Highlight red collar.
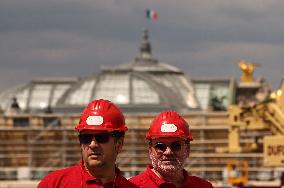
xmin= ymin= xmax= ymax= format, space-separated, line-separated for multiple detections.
xmin=80 ymin=159 xmax=123 ymax=185
xmin=145 ymin=165 xmax=190 ymax=186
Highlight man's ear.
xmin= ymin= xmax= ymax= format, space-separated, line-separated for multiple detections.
xmin=115 ymin=137 xmax=124 ymax=154
xmin=186 ymin=143 xmax=190 ymax=156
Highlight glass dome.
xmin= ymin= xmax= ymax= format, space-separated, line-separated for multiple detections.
xmin=57 ymin=29 xmax=199 ymax=113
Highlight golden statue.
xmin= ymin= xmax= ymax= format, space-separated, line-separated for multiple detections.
xmin=239 ymin=60 xmax=256 ymax=82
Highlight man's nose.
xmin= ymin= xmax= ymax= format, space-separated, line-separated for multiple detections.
xmin=163 ymin=146 xmax=174 ymax=154
xmin=89 ymin=138 xmax=99 ymax=147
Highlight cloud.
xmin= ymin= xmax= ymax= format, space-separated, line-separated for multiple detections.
xmin=0 ymin=0 xmax=284 ymax=90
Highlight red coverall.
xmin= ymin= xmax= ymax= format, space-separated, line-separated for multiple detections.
xmin=37 ymin=160 xmax=137 ymax=188
xmin=129 ymin=165 xmax=214 ymax=188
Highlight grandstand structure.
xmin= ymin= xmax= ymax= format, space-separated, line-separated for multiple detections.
xmin=0 ymin=111 xmax=269 ymax=182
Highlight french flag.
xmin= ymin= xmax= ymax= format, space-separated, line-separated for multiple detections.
xmin=146 ymin=9 xmax=158 ymax=20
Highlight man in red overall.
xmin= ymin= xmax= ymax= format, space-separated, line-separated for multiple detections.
xmin=37 ymin=99 xmax=137 ymax=188
xmin=129 ymin=111 xmax=213 ymax=188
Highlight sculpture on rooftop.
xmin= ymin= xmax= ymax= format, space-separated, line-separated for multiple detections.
xmin=239 ymin=59 xmax=257 ymax=83
xmin=5 ymin=97 xmax=21 ymax=115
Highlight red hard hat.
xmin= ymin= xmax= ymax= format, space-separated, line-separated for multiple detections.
xmin=146 ymin=111 xmax=193 ymax=141
xmin=75 ymin=99 xmax=128 ymax=133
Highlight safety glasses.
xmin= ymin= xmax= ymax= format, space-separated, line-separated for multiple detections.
xmin=79 ymin=133 xmax=112 ymax=144
xmin=153 ymin=141 xmax=184 ymax=152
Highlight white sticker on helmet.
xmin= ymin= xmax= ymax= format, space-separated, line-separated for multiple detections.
xmin=161 ymin=124 xmax=177 ymax=132
xmin=86 ymin=116 xmax=103 ymax=126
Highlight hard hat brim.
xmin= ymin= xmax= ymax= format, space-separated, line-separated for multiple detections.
xmin=146 ymin=133 xmax=193 ymax=141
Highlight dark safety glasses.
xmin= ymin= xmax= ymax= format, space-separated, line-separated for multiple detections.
xmin=79 ymin=133 xmax=112 ymax=144
xmin=153 ymin=141 xmax=184 ymax=152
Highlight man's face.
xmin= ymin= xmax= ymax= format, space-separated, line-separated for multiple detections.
xmin=149 ymin=137 xmax=190 ymax=176
xmin=79 ymin=131 xmax=123 ymax=171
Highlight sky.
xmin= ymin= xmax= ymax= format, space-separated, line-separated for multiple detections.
xmin=1 ymin=0 xmax=284 ymax=91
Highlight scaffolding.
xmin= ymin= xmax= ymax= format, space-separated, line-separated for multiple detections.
xmin=0 ymin=112 xmax=270 ymax=182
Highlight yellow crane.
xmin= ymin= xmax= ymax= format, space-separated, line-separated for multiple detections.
xmin=218 ymin=61 xmax=284 ymax=186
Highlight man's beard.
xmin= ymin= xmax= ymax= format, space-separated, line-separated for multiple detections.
xmin=150 ymin=153 xmax=186 ymax=176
